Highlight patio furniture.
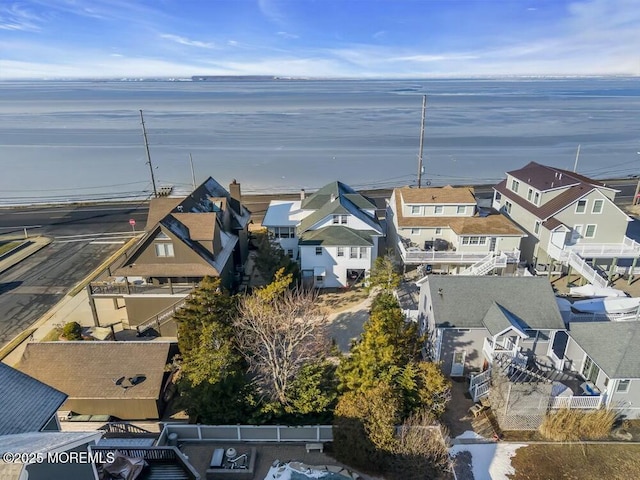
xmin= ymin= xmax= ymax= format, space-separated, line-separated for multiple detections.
xmin=305 ymin=443 xmax=324 ymax=453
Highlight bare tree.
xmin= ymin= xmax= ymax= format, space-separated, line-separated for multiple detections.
xmin=235 ymin=284 xmax=329 ymax=405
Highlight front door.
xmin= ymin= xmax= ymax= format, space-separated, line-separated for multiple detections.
xmin=451 ymin=350 xmax=466 ymax=377
xmin=489 ymin=237 xmax=497 ymax=252
xmin=571 ymin=225 xmax=583 ymax=244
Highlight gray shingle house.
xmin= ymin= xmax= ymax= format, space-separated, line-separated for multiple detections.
xmin=564 ymin=321 xmax=640 ymax=419
xmin=417 ymin=276 xmax=566 ymax=377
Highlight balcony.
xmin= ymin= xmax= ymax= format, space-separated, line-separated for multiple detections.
xmin=482 ymin=337 xmax=521 ymax=363
xmin=565 ymin=236 xmax=640 ymax=259
xmin=397 ymin=238 xmax=520 ymax=266
xmin=89 ymin=281 xmax=195 ymax=297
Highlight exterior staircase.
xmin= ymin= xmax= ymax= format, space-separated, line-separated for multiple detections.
xmin=460 ymin=252 xmax=508 ymax=276
xmin=136 ymin=296 xmax=189 ymax=336
xmin=547 ymin=243 xmax=608 ymax=289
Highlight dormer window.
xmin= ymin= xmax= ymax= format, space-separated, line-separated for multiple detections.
xmin=332 ymin=215 xmax=348 ymax=224
xmin=457 ymin=206 xmax=466 ymax=215
xmin=434 ymin=205 xmax=444 ymax=214
xmin=527 ymin=188 xmax=533 ymax=201
xmin=410 ymin=206 xmax=421 ymax=215
xmin=534 ymin=191 xmax=540 ymax=205
xmin=511 ymin=179 xmax=520 ymax=193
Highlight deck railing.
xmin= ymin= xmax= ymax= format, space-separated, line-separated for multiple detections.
xmin=136 ymin=296 xmax=189 ymax=335
xmin=567 ymin=236 xmax=640 ymax=258
xmin=549 ymin=395 xmax=604 ymax=410
xmin=398 ymin=239 xmax=520 ymax=266
xmin=89 ymin=282 xmax=195 ymax=296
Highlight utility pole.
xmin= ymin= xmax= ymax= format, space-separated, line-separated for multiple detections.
xmin=634 ymin=152 xmax=640 ymax=206
xmin=573 ymin=144 xmax=581 ymax=172
xmin=189 ymin=153 xmax=197 ymax=190
xmin=417 ymin=95 xmax=427 ymax=188
xmin=139 ymin=110 xmax=158 ymax=198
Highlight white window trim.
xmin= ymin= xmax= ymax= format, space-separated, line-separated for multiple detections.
xmin=511 ymin=179 xmax=519 ymax=193
xmin=616 ymin=379 xmax=631 ymax=393
xmin=337 ymin=247 xmax=344 ymax=257
xmin=435 ymin=227 xmax=442 ymax=235
xmin=504 ymin=200 xmax=512 ymax=214
xmin=434 ymin=205 xmax=444 ymax=215
xmin=592 ymin=199 xmax=604 ymax=214
xmin=527 ymin=188 xmax=533 ymax=201
xmin=315 ymin=247 xmax=323 ymax=256
xmin=457 ymin=206 xmax=466 ymax=215
xmin=410 ymin=228 xmax=420 ymax=235
xmin=154 ymin=243 xmax=174 ymax=257
xmin=584 ymin=224 xmax=597 ymax=238
xmin=533 ymin=191 xmax=540 ymax=205
xmin=575 ymin=199 xmax=588 ymax=214
xmin=410 ymin=206 xmax=421 ymax=216
xmin=534 ymin=220 xmax=541 ymax=235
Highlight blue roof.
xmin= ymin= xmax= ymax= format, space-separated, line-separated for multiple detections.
xmin=0 ymin=363 xmax=67 ymax=435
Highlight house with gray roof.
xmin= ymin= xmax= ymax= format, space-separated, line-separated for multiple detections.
xmin=0 ymin=363 xmax=67 ymax=435
xmin=263 ymin=181 xmax=383 ymax=287
xmin=563 ymin=321 xmax=640 ymax=419
xmin=416 ymin=276 xmax=566 ymax=377
xmin=493 ymin=162 xmax=639 ymax=286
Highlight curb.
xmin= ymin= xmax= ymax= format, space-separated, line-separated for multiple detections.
xmin=0 ymin=237 xmax=52 ymax=276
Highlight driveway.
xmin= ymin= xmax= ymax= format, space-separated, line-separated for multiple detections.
xmin=326 ymin=297 xmax=371 ymax=353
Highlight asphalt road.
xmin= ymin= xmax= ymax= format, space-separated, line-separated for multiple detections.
xmin=0 ymin=201 xmax=150 ymax=347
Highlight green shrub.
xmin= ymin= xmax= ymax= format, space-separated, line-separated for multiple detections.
xmin=540 ymin=408 xmax=616 ymax=441
xmin=62 ymin=322 xmax=83 ymax=341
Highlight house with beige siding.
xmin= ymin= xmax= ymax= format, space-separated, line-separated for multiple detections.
xmin=263 ymin=181 xmax=383 ymax=288
xmin=387 ymin=186 xmax=525 ymax=275
xmin=87 ymin=177 xmax=250 ymax=334
xmin=493 ymin=162 xmax=640 ymax=286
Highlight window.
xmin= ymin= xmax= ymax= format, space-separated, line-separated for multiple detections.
xmin=359 ymin=247 xmax=368 ymax=259
xmin=315 ymin=247 xmax=322 ymax=256
xmin=582 ymin=356 xmax=600 ymax=384
xmin=411 ymin=206 xmax=421 ymax=215
xmin=504 ymin=200 xmax=512 ymax=214
xmin=462 ymin=236 xmax=486 ymax=245
xmin=272 ymin=226 xmax=295 ymax=238
xmin=154 ymin=243 xmax=174 ymax=257
xmin=592 ymin=199 xmax=604 ymax=214
xmin=435 ymin=227 xmax=442 ymax=235
xmin=350 ymin=247 xmax=358 ymax=258
xmin=410 ymin=228 xmax=420 ymax=235
xmin=585 ymin=224 xmax=597 ymax=238
xmin=495 ymin=191 xmax=502 ymax=202
xmin=337 ymin=247 xmax=344 ymax=257
xmin=616 ymin=379 xmax=631 ymax=393
xmin=316 ymin=275 xmax=324 ymax=282
xmin=434 ymin=205 xmax=443 ymax=214
xmin=534 ymin=220 xmax=541 ymax=235
xmin=332 ymin=215 xmax=348 ymax=224
xmin=511 ymin=179 xmax=520 ymax=192
xmin=534 ymin=191 xmax=540 ymax=205
xmin=527 ymin=188 xmax=533 ymax=201
xmin=287 ymin=249 xmax=294 ymax=258
xmin=457 ymin=206 xmax=466 ymax=214
xmin=575 ymin=199 xmax=587 ymax=214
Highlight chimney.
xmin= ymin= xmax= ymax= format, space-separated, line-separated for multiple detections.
xmin=229 ymin=179 xmax=242 ymax=209
xmin=300 ymin=189 xmax=306 ymax=200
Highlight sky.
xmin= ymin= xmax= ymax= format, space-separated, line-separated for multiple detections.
xmin=0 ymin=0 xmax=639 ymax=79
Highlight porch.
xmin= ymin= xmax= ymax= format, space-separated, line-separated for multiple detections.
xmin=397 ymin=238 xmax=520 ymax=266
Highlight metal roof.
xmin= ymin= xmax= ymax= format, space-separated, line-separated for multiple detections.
xmin=0 ymin=363 xmax=67 ymax=435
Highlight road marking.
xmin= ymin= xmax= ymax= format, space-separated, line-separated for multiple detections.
xmin=90 ymin=241 xmax=127 ymax=245
xmin=0 ymin=225 xmax=42 ymax=230
xmin=8 ymin=207 xmax=148 ymax=215
xmin=54 ymin=231 xmax=138 ymax=239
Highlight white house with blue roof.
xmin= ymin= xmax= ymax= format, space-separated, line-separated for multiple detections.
xmin=263 ymin=181 xmax=383 ymax=288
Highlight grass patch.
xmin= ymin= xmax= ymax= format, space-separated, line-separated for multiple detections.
xmin=316 ymin=287 xmax=369 ymax=314
xmin=509 ymin=444 xmax=640 ymax=480
xmin=0 ymin=241 xmax=22 ymax=256
xmin=539 ymin=409 xmax=616 ymax=441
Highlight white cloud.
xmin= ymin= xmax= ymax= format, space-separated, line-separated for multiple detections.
xmin=258 ymin=0 xmax=286 ymax=25
xmin=0 ymin=3 xmax=44 ymax=31
xmin=160 ymin=34 xmax=215 ymax=49
xmin=277 ymin=31 xmax=298 ymax=39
